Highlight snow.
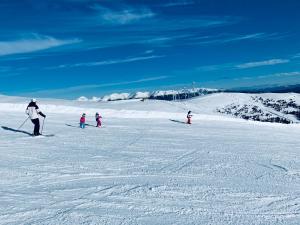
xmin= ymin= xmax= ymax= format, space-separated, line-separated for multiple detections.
xmin=132 ymin=91 xmax=150 ymax=99
xmin=90 ymin=96 xmax=101 ymax=102
xmin=77 ymin=96 xmax=89 ymax=102
xmin=0 ymin=93 xmax=300 ymax=224
xmin=76 ymin=88 xmax=220 ymax=102
xmin=102 ymin=93 xmax=131 ymax=101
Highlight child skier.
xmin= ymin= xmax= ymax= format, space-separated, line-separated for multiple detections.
xmin=80 ymin=113 xmax=86 ymax=129
xmin=187 ymin=111 xmax=192 ymax=124
xmin=95 ymin=112 xmax=102 ymax=127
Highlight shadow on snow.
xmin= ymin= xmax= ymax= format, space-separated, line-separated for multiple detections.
xmin=1 ymin=126 xmax=32 ymax=136
xmin=169 ymin=119 xmax=187 ymax=124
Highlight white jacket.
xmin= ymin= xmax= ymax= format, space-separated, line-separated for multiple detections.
xmin=26 ymin=102 xmax=41 ymax=120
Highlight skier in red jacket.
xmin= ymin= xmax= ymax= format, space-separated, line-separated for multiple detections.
xmin=80 ymin=113 xmax=86 ymax=129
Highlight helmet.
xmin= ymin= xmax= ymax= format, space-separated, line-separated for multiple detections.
xmin=31 ymin=98 xmax=37 ymax=103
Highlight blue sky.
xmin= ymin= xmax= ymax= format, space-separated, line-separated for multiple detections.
xmin=0 ymin=0 xmax=300 ymax=99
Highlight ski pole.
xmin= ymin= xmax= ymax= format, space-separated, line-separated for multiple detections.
xmin=41 ymin=117 xmax=45 ymax=134
xmin=18 ymin=117 xmax=30 ymax=130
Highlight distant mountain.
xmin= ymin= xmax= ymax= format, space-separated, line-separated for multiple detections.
xmin=149 ymin=88 xmax=220 ymax=101
xmin=77 ymin=88 xmax=221 ymax=102
xmin=228 ymin=84 xmax=300 ymax=93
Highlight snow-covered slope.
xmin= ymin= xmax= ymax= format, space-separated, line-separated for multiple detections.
xmin=0 ymin=93 xmax=300 ymax=224
xmin=2 ymin=92 xmax=299 ymax=123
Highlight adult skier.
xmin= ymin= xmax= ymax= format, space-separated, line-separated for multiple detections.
xmin=26 ymin=99 xmax=46 ymax=136
xmin=187 ymin=111 xmax=192 ymax=124
xmin=95 ymin=112 xmax=102 ymax=127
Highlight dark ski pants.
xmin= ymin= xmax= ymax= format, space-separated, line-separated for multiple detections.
xmin=96 ymin=119 xmax=101 ymax=127
xmin=187 ymin=118 xmax=191 ymax=124
xmin=31 ymin=118 xmax=40 ymax=135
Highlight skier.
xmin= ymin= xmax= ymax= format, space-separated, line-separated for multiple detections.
xmin=80 ymin=113 xmax=86 ymax=129
xmin=187 ymin=111 xmax=192 ymax=124
xmin=26 ymin=99 xmax=46 ymax=136
xmin=95 ymin=112 xmax=102 ymax=127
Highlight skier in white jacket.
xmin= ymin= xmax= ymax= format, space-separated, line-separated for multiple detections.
xmin=26 ymin=99 xmax=46 ymax=136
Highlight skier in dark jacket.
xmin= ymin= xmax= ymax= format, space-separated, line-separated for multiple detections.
xmin=95 ymin=112 xmax=102 ymax=127
xmin=26 ymin=99 xmax=46 ymax=136
xmin=187 ymin=111 xmax=192 ymax=124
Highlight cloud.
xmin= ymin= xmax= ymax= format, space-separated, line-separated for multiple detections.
xmin=0 ymin=34 xmax=81 ymax=56
xmin=162 ymin=1 xmax=195 ymax=7
xmin=187 ymin=32 xmax=285 ymax=46
xmin=293 ymin=53 xmax=300 ymax=58
xmin=196 ymin=63 xmax=233 ymax=72
xmin=145 ymin=50 xmax=154 ymax=54
xmin=236 ymin=59 xmax=290 ymax=69
xmin=23 ymin=76 xmax=170 ymax=96
xmin=195 ymin=57 xmax=292 ymax=74
xmin=257 ymin=71 xmax=300 ymax=79
xmin=102 ymin=10 xmax=154 ymax=25
xmin=91 ymin=5 xmax=155 ymax=25
xmin=51 ymin=55 xmax=164 ymax=69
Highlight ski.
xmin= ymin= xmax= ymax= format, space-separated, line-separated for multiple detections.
xmin=41 ymin=134 xmax=55 ymax=137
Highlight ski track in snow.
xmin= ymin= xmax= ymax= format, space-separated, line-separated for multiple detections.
xmin=0 ymin=94 xmax=300 ymax=224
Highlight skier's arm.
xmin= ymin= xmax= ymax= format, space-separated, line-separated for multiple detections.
xmin=35 ymin=105 xmax=46 ymax=117
xmin=39 ymin=111 xmax=46 ymax=118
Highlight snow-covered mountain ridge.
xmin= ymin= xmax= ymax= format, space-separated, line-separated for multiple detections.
xmin=216 ymin=93 xmax=300 ymax=124
xmin=77 ymin=88 xmax=220 ymax=102
xmin=1 ymin=92 xmax=300 ymax=124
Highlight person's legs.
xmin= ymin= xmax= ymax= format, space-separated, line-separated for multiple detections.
xmin=97 ymin=119 xmax=101 ymax=127
xmin=31 ymin=119 xmax=40 ymax=135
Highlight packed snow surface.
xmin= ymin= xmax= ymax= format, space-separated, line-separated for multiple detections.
xmin=0 ymin=93 xmax=300 ymax=225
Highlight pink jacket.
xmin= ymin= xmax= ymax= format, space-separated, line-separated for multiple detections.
xmin=80 ymin=117 xmax=85 ymax=123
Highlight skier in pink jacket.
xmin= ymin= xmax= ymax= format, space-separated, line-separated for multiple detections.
xmin=80 ymin=113 xmax=86 ymax=129
xmin=95 ymin=112 xmax=102 ymax=127
xmin=187 ymin=111 xmax=192 ymax=124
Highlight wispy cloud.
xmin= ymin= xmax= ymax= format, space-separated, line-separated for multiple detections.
xmin=236 ymin=58 xmax=290 ymax=69
xmin=91 ymin=5 xmax=155 ymax=25
xmin=188 ymin=33 xmax=284 ymax=46
xmin=257 ymin=71 xmax=300 ymax=79
xmin=23 ymin=76 xmax=170 ymax=96
xmin=196 ymin=63 xmax=233 ymax=72
xmin=293 ymin=53 xmax=300 ymax=58
xmin=51 ymin=55 xmax=164 ymax=69
xmin=196 ymin=57 xmax=292 ymax=73
xmin=0 ymin=34 xmax=81 ymax=56
xmin=145 ymin=50 xmax=154 ymax=54
xmin=162 ymin=1 xmax=195 ymax=7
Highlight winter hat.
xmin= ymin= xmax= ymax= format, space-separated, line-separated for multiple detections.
xmin=82 ymin=113 xmax=86 ymax=116
xmin=31 ymin=98 xmax=37 ymax=103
